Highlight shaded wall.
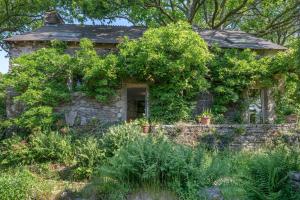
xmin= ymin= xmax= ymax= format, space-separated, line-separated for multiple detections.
xmin=155 ymin=124 xmax=299 ymax=149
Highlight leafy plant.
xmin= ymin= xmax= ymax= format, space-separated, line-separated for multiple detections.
xmin=118 ymin=22 xmax=212 ymax=122
xmin=100 ymin=122 xmax=141 ymax=157
xmin=137 ymin=116 xmax=149 ymax=126
xmin=29 ymin=131 xmax=74 ymax=164
xmin=0 ymin=135 xmax=31 ymax=166
xmin=93 ymin=134 xmax=255 ymax=200
xmin=72 ymin=137 xmax=105 ymax=180
xmin=76 ymin=38 xmax=120 ymax=102
xmin=200 ymin=109 xmax=213 ymax=118
xmin=209 ymin=48 xmax=270 ymax=119
xmin=242 ymin=147 xmax=300 ymax=200
xmin=1 ymin=41 xmax=71 ymax=132
xmin=0 ymin=168 xmax=52 ymax=200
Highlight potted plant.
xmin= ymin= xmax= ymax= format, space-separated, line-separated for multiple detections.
xmin=197 ymin=109 xmax=213 ymax=125
xmin=139 ymin=117 xmax=150 ymax=133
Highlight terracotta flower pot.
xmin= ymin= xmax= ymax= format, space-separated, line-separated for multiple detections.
xmin=201 ymin=117 xmax=211 ymax=125
xmin=142 ymin=125 xmax=150 ymax=133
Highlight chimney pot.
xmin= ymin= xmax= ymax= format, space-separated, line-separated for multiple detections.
xmin=44 ymin=11 xmax=64 ymax=25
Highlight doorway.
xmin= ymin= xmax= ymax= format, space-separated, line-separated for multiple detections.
xmin=127 ymin=87 xmax=147 ymax=121
xmin=248 ymin=89 xmax=262 ymax=124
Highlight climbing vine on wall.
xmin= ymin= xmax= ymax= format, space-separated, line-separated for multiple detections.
xmin=0 ymin=39 xmax=120 ymax=132
xmin=118 ymin=22 xmax=212 ymax=121
xmin=2 ymin=43 xmax=71 ymax=130
xmin=208 ymin=47 xmax=271 ymax=122
xmin=268 ymin=41 xmax=300 ymax=122
xmin=73 ymin=38 xmax=120 ymax=103
xmin=1 ymin=22 xmax=299 ymax=131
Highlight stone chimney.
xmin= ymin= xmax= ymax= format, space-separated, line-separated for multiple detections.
xmin=44 ymin=11 xmax=64 ymax=25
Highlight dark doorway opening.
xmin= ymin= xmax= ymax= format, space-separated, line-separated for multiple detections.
xmin=127 ymin=88 xmax=146 ymax=121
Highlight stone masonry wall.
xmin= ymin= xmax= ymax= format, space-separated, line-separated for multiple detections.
xmin=56 ymin=91 xmax=125 ymax=126
xmin=157 ymin=124 xmax=300 ymax=149
xmin=8 ymin=42 xmax=116 ymax=70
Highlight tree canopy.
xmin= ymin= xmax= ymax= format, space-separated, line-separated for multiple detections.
xmin=0 ymin=0 xmax=299 ymax=47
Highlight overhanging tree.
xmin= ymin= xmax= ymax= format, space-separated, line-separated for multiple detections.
xmin=0 ymin=0 xmax=299 ymax=48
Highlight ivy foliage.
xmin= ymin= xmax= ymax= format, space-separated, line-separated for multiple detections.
xmin=0 ymin=39 xmax=119 ymax=132
xmin=6 ymin=44 xmax=71 ymax=108
xmin=208 ymin=48 xmax=270 ymax=117
xmin=75 ymin=39 xmax=120 ymax=103
xmin=2 ymin=43 xmax=72 ymax=130
xmin=118 ymin=22 xmax=212 ymax=121
xmin=268 ymin=42 xmax=300 ymax=122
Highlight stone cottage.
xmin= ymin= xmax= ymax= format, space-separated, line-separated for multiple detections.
xmin=4 ymin=11 xmax=287 ymax=125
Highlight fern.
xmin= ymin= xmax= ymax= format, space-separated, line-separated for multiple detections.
xmin=242 ymin=147 xmax=300 ymax=200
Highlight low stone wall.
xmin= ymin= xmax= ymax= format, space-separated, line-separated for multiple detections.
xmin=156 ymin=124 xmax=300 ymax=149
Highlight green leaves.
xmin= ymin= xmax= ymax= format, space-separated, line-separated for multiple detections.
xmin=119 ymin=22 xmax=211 ymax=121
xmin=209 ymin=48 xmax=270 ymax=117
xmin=242 ymin=148 xmax=300 ymax=200
xmin=3 ymin=39 xmax=120 ymax=131
xmin=270 ymin=45 xmax=300 ymax=121
xmin=81 ymin=52 xmax=120 ymax=103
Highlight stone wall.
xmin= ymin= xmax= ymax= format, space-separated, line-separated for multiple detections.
xmin=156 ymin=124 xmax=300 ymax=149
xmin=8 ymin=42 xmax=117 ymax=70
xmin=56 ymin=91 xmax=125 ymax=126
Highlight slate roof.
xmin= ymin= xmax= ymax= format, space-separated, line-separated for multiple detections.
xmin=5 ymin=24 xmax=287 ymax=50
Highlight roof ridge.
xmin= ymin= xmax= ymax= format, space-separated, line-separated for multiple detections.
xmin=4 ymin=24 xmax=287 ymax=50
xmin=59 ymin=24 xmax=146 ymax=28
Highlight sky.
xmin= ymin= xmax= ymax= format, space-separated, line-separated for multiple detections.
xmin=0 ymin=50 xmax=9 ymax=73
xmin=0 ymin=18 xmax=130 ymax=74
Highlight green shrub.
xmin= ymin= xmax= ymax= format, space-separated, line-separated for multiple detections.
xmin=72 ymin=137 xmax=105 ymax=180
xmin=0 ymin=135 xmax=31 ymax=166
xmin=95 ymin=135 xmax=206 ymax=199
xmin=29 ymin=131 xmax=74 ymax=164
xmin=17 ymin=106 xmax=55 ymax=131
xmin=92 ymin=133 xmax=259 ymax=200
xmin=100 ymin=122 xmax=141 ymax=157
xmin=0 ymin=168 xmax=52 ymax=200
xmin=242 ymin=147 xmax=300 ymax=200
xmin=0 ymin=131 xmax=75 ymax=167
xmin=119 ymin=22 xmax=212 ymax=121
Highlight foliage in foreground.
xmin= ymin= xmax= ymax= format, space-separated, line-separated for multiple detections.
xmin=0 ymin=122 xmax=300 ymax=199
xmin=243 ymin=147 xmax=300 ymax=200
xmin=90 ymin=132 xmax=300 ymax=200
xmin=0 ymin=168 xmax=52 ymax=200
xmin=0 ymin=123 xmax=141 ymax=180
